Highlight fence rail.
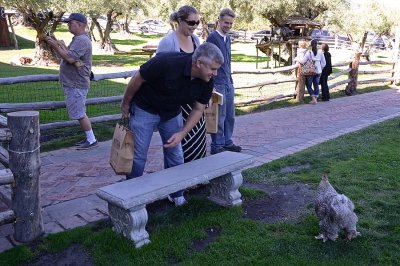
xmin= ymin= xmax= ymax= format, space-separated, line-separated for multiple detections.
xmin=0 ymin=57 xmax=397 ymax=133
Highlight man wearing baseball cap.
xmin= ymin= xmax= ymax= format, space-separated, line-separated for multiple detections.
xmin=63 ymin=13 xmax=87 ymax=24
xmin=47 ymin=13 xmax=98 ymax=150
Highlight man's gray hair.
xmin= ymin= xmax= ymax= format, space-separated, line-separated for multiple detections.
xmin=192 ymin=42 xmax=224 ymax=65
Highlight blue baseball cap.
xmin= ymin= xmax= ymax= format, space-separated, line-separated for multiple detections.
xmin=63 ymin=13 xmax=87 ymax=24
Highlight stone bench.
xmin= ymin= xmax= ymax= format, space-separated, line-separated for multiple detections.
xmin=96 ymin=151 xmax=254 ymax=248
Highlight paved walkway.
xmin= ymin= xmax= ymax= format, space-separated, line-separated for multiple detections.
xmin=1 ymin=88 xmax=399 ymax=252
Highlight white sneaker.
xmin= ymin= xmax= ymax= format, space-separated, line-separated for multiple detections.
xmin=167 ymin=195 xmax=187 ymax=206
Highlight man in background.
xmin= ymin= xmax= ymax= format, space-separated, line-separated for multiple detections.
xmin=206 ymin=8 xmax=242 ymax=155
xmin=47 ymin=13 xmax=97 ymax=150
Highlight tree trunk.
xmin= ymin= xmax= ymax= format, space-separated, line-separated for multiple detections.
xmin=89 ymin=20 xmax=97 ymax=42
xmin=8 ymin=111 xmax=43 ymax=242
xmin=99 ymin=27 xmax=119 ymax=53
xmin=34 ymin=34 xmax=61 ymax=66
xmin=25 ymin=10 xmax=63 ymax=66
xmin=200 ymin=17 xmax=209 ymax=39
xmin=345 ymin=52 xmax=362 ymax=96
xmin=295 ymin=67 xmax=305 ymax=102
xmin=0 ymin=7 xmax=11 ymax=47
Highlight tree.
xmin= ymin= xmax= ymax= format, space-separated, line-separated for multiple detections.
xmin=70 ymin=0 xmax=151 ymax=53
xmin=1 ymin=0 xmax=67 ymax=65
xmin=257 ymin=0 xmax=349 ymax=27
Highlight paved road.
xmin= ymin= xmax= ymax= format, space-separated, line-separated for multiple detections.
xmin=1 ymin=88 xmax=399 ymax=252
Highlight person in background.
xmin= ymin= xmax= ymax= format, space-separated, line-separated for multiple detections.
xmin=301 ymin=39 xmax=326 ymax=104
xmin=320 ymin=43 xmax=332 ymax=101
xmin=206 ymin=8 xmax=242 ymax=154
xmin=157 ymin=6 xmax=206 ymax=163
xmin=293 ymin=40 xmax=308 ymax=102
xmin=46 ymin=13 xmax=98 ymax=150
xmin=121 ymin=43 xmax=223 ymax=206
xmin=156 ymin=5 xmax=206 ymax=205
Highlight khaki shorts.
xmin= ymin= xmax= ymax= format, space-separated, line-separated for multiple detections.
xmin=63 ymin=87 xmax=88 ymax=120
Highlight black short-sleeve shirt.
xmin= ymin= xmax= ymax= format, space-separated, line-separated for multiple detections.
xmin=133 ymin=52 xmax=213 ymax=121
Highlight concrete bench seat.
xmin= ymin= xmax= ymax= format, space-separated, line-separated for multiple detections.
xmin=96 ymin=151 xmax=254 ymax=248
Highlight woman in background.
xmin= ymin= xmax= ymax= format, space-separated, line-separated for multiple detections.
xmin=320 ymin=43 xmax=332 ymax=101
xmin=294 ymin=40 xmax=308 ymax=102
xmin=301 ymin=39 xmax=326 ymax=104
xmin=156 ymin=5 xmax=204 ymax=206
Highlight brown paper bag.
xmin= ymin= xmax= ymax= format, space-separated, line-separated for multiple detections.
xmin=205 ymin=91 xmax=223 ymax=134
xmin=109 ymin=123 xmax=134 ymax=175
xmin=205 ymin=102 xmax=218 ymax=134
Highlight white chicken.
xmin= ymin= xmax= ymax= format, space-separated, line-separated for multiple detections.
xmin=314 ymin=173 xmax=361 ymax=242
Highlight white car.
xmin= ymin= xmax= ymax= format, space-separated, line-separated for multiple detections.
xmin=138 ymin=19 xmax=170 ymax=34
xmin=251 ymin=30 xmax=272 ymax=40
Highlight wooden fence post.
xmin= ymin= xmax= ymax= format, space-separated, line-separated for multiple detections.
xmin=7 ymin=111 xmax=44 ymax=242
xmin=345 ymin=51 xmax=362 ymax=96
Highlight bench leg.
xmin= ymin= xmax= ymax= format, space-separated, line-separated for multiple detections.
xmin=208 ymin=170 xmax=243 ymax=207
xmin=108 ymin=204 xmax=150 ymax=248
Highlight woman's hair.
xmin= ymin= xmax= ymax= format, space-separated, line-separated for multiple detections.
xmin=321 ymin=43 xmax=329 ymax=52
xmin=170 ymin=5 xmax=198 ymax=23
xmin=298 ymin=40 xmax=308 ymax=49
xmin=311 ymin=39 xmax=318 ymax=56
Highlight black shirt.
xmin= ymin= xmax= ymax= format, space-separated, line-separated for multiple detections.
xmin=133 ymin=52 xmax=213 ymax=121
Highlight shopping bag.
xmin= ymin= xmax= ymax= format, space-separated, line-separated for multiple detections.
xmin=109 ymin=120 xmax=134 ymax=175
xmin=301 ymin=52 xmax=316 ymax=76
xmin=205 ymin=102 xmax=218 ymax=133
xmin=205 ymin=91 xmax=223 ymax=134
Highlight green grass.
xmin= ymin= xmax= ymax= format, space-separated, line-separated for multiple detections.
xmin=1 ymin=116 xmax=399 ymax=265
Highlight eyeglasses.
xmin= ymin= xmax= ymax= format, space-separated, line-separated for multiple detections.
xmin=183 ymin=19 xmax=200 ymax=26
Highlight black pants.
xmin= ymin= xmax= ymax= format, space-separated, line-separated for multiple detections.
xmin=320 ymin=73 xmax=330 ymax=101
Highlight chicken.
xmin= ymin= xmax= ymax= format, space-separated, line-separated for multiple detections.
xmin=314 ymin=173 xmax=361 ymax=242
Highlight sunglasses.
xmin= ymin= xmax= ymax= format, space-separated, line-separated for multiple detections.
xmin=183 ymin=19 xmax=200 ymax=26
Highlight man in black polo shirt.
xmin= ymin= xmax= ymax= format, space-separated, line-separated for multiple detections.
xmin=121 ymin=42 xmax=223 ymax=206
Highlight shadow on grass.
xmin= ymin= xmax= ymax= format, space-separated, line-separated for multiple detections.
xmin=136 ymin=33 xmax=166 ymax=39
xmin=15 ymin=34 xmax=36 ymax=50
xmin=112 ymin=38 xmax=147 ymax=46
xmin=0 ymin=62 xmax=58 ymax=78
xmin=93 ymin=54 xmax=149 ymax=67
xmin=232 ymin=53 xmax=270 ymax=63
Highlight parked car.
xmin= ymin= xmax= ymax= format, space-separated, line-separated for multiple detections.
xmin=228 ymin=31 xmax=240 ymax=39
xmin=251 ymin=30 xmax=272 ymax=40
xmin=138 ymin=19 xmax=169 ymax=34
xmin=310 ymin=28 xmax=332 ymax=40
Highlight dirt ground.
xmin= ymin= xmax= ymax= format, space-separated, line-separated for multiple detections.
xmin=23 ymin=181 xmax=315 ymax=265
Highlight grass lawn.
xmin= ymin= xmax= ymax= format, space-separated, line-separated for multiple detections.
xmin=1 ymin=116 xmax=399 ymax=265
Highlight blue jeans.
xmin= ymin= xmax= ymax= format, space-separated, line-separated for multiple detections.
xmin=211 ymin=84 xmax=235 ymax=150
xmin=127 ymin=103 xmax=184 ymax=198
xmin=305 ymin=74 xmax=321 ymax=97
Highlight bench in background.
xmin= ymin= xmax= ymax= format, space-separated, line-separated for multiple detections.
xmin=96 ymin=151 xmax=254 ymax=248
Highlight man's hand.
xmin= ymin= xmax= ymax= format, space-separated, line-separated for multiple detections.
xmin=46 ymin=36 xmax=57 ymax=47
xmin=164 ymin=132 xmax=185 ymax=148
xmin=121 ymin=101 xmax=130 ymax=118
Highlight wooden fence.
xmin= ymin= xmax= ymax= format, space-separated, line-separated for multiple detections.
xmin=0 ymin=56 xmax=398 ymax=131
xmin=0 ymin=111 xmax=44 ymax=242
